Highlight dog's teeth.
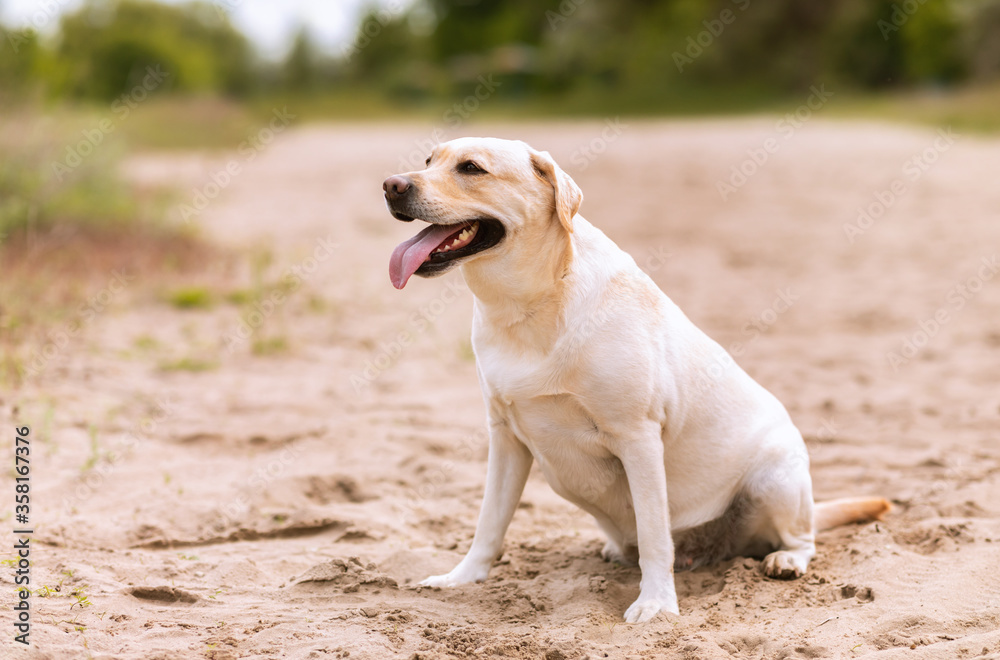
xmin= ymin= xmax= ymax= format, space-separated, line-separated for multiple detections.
xmin=434 ymin=223 xmax=480 ymax=255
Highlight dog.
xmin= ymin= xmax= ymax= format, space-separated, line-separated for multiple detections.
xmin=382 ymin=137 xmax=890 ymax=623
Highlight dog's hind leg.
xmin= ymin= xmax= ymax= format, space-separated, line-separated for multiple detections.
xmin=743 ymin=439 xmax=817 ymax=580
xmin=672 ymin=432 xmax=817 ymax=577
xmin=593 ymin=515 xmax=639 ymax=565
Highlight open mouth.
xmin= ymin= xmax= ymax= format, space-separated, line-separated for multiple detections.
xmin=389 ymin=218 xmax=505 ymax=289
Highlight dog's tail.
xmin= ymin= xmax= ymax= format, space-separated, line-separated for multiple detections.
xmin=814 ymin=497 xmax=892 ymax=531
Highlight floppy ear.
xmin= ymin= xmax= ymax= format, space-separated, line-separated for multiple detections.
xmin=530 ymin=149 xmax=582 ymax=233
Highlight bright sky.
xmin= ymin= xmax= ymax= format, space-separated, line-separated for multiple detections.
xmin=0 ymin=0 xmax=412 ymax=58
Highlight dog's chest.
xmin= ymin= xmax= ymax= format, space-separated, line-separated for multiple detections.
xmin=494 ymin=391 xmax=635 ymax=528
xmin=479 ymin=350 xmax=615 ymax=460
xmin=476 ymin=339 xmax=581 ymax=414
xmin=475 ymin=333 xmax=637 ymax=530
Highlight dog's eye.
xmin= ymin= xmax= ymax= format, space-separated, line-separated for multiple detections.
xmin=425 ymin=156 xmax=431 ymax=166
xmin=458 ymin=161 xmax=486 ymax=175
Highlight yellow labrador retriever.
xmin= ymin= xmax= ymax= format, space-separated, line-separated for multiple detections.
xmin=383 ymin=137 xmax=889 ymax=623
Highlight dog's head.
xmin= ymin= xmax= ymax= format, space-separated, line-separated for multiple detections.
xmin=384 ymin=137 xmax=582 ymax=289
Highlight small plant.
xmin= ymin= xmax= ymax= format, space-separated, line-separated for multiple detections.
xmin=224 ymin=289 xmax=252 ymax=305
xmin=133 ymin=335 xmax=160 ymax=351
xmin=307 ymin=294 xmax=327 ymax=313
xmin=166 ymin=287 xmax=214 ymax=310
xmin=35 ymin=584 xmax=58 ymax=597
xmin=252 ymin=336 xmax=289 ymax=356
xmin=158 ymin=357 xmax=219 ymax=372
xmin=81 ymin=426 xmax=106 ymax=472
xmin=70 ymin=588 xmax=92 ymax=609
xmin=39 ymin=401 xmax=56 ymax=448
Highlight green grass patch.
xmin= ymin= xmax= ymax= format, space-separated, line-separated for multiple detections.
xmin=133 ymin=334 xmax=160 ymax=351
xmin=829 ymin=83 xmax=1000 ymax=133
xmin=0 ymin=109 xmax=147 ymax=240
xmin=165 ymin=286 xmax=215 ymax=310
xmin=116 ymin=96 xmax=262 ymax=151
xmin=158 ymin=357 xmax=219 ymax=373
xmin=251 ymin=336 xmax=290 ymax=356
xmin=0 ymin=105 xmax=215 ymax=387
xmin=80 ymin=425 xmax=108 ymax=472
xmin=24 ymin=82 xmax=998 ymax=164
xmin=238 ymin=82 xmax=1000 ymax=135
xmin=224 ymin=289 xmax=253 ymax=305
xmin=306 ymin=294 xmax=330 ymax=314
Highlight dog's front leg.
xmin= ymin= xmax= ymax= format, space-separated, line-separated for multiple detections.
xmin=420 ymin=422 xmax=533 ymax=587
xmin=617 ymin=427 xmax=680 ymax=623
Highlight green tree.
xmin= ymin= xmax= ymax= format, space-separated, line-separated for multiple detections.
xmin=283 ymin=27 xmax=318 ymax=91
xmin=424 ymin=0 xmax=560 ymax=63
xmin=899 ymin=0 xmax=964 ymax=83
xmin=48 ymin=0 xmax=255 ymax=101
xmin=964 ymin=0 xmax=1000 ymax=80
xmin=345 ymin=6 xmax=431 ymax=96
xmin=0 ymin=25 xmax=42 ymax=95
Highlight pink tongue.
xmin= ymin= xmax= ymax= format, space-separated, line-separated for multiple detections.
xmin=389 ymin=223 xmax=464 ymax=289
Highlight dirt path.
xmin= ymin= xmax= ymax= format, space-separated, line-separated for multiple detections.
xmin=4 ymin=119 xmax=1000 ymax=659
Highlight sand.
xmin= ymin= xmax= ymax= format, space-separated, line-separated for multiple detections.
xmin=2 ymin=119 xmax=1000 ymax=659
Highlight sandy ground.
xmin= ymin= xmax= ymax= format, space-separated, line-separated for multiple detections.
xmin=3 ymin=119 xmax=1000 ymax=660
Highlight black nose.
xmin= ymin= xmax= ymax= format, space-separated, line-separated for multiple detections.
xmin=383 ymin=175 xmax=412 ymax=200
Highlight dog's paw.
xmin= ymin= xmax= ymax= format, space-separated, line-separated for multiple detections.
xmin=600 ymin=540 xmax=638 ymax=565
xmin=419 ymin=573 xmax=461 ymax=588
xmin=623 ymin=595 xmax=679 ymax=623
xmin=418 ymin=565 xmax=488 ymax=588
xmin=762 ymin=550 xmax=806 ymax=580
xmin=601 ymin=540 xmax=625 ymax=563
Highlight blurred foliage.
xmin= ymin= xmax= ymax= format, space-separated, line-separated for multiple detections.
xmin=113 ymin=96 xmax=261 ymax=150
xmin=340 ymin=0 xmax=1000 ymax=102
xmin=283 ymin=28 xmax=320 ymax=93
xmin=0 ymin=113 xmax=141 ymax=239
xmin=0 ymin=24 xmax=41 ymax=92
xmin=48 ymin=0 xmax=253 ymax=99
xmin=1 ymin=0 xmax=252 ymax=103
xmin=1 ymin=0 xmax=1000 ymax=118
xmin=830 ymin=82 xmax=1000 ymax=133
xmin=0 ymin=108 xmax=208 ymax=388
